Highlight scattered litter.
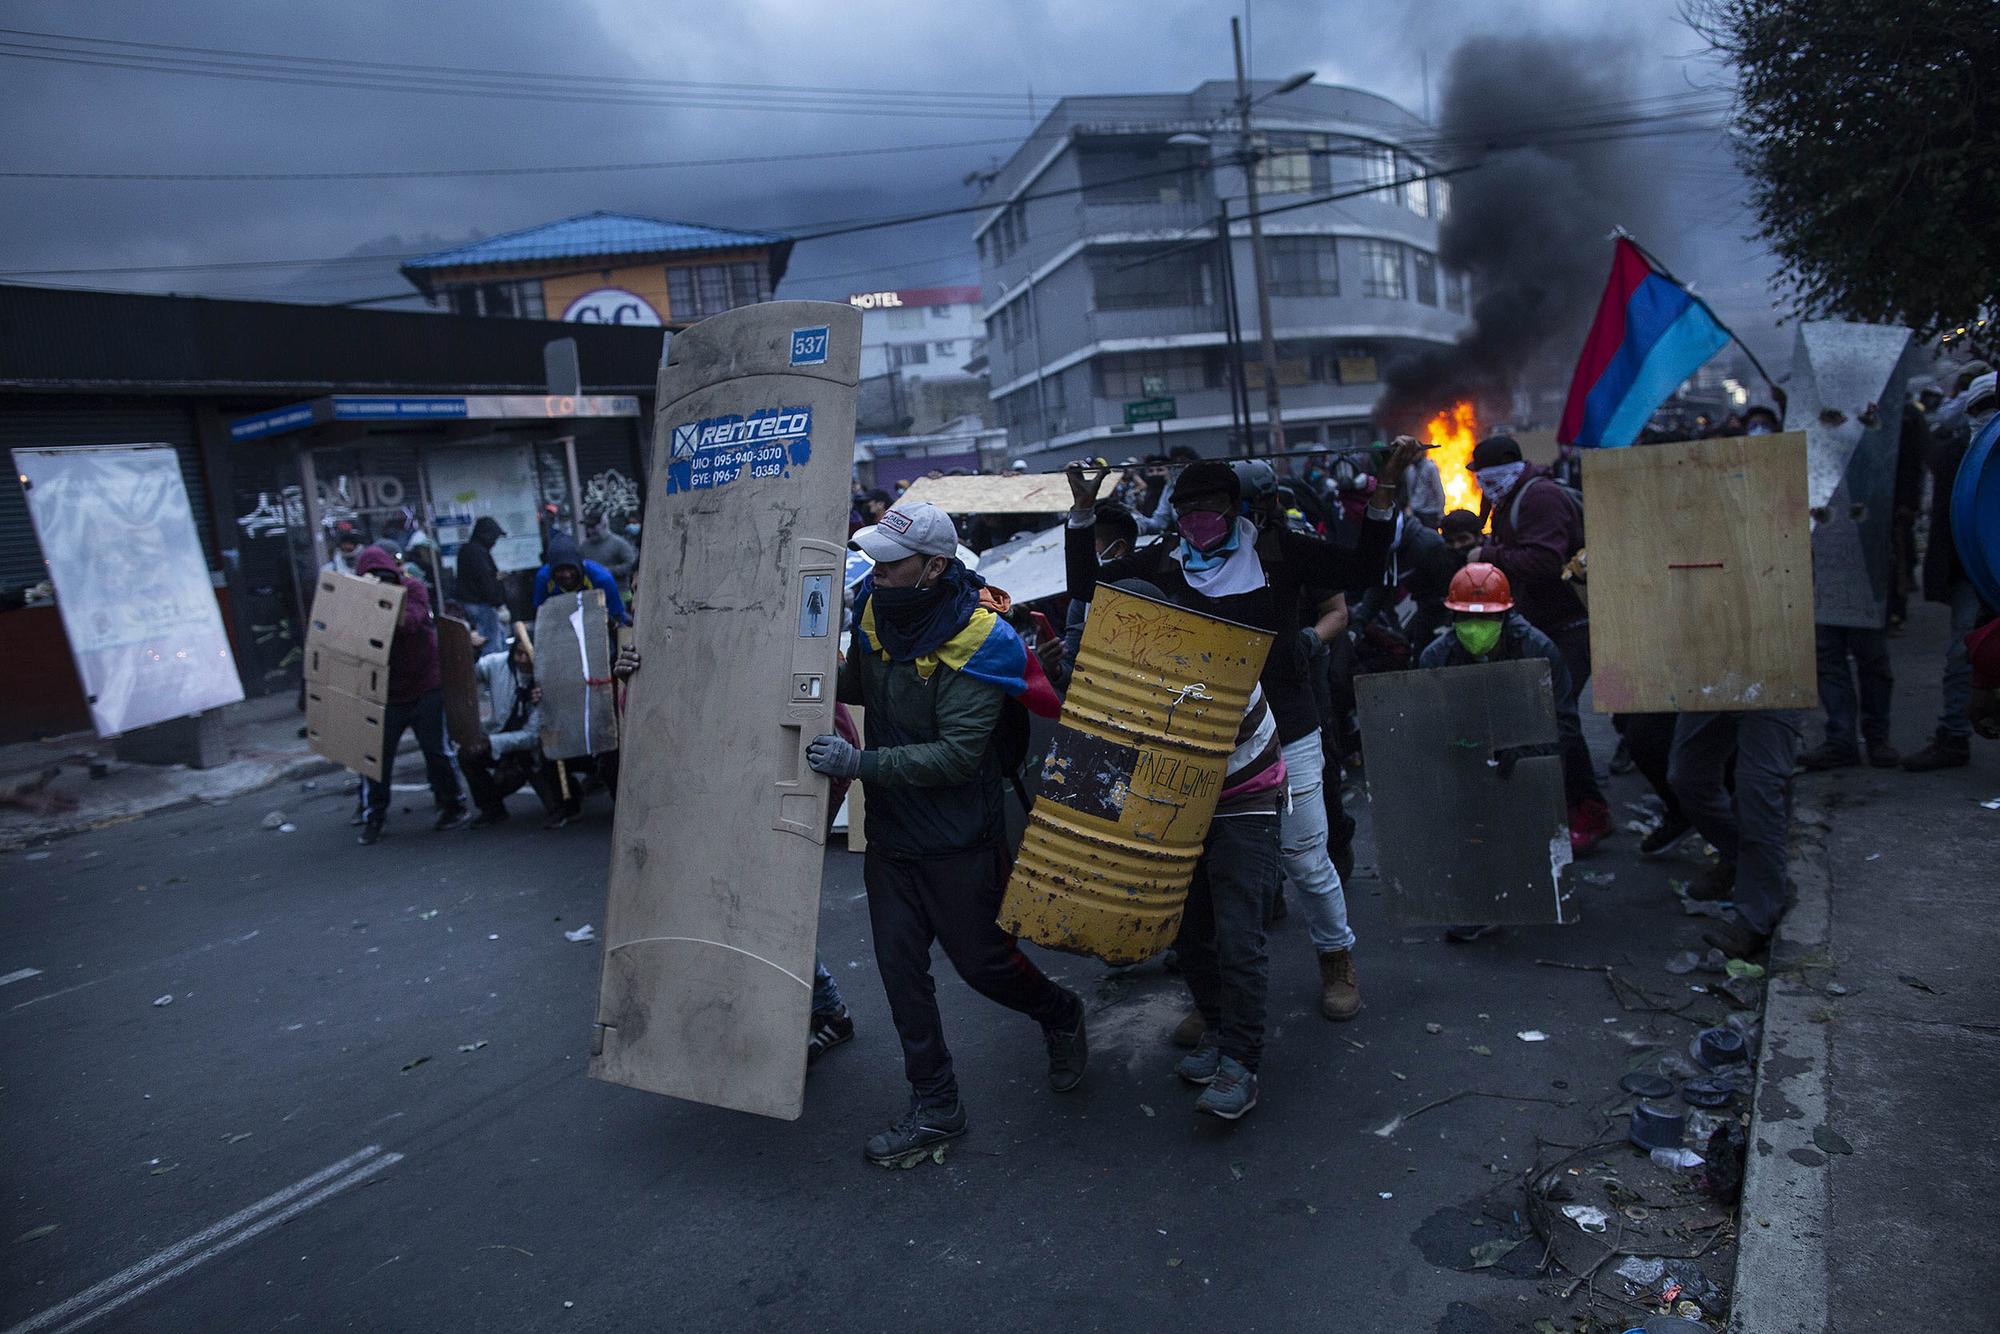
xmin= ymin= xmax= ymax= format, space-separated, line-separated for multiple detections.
xmin=1694 ymin=1027 xmax=1748 ymax=1069
xmin=149 ymin=1163 xmax=177 ymax=1176
xmin=222 ymin=1132 xmax=252 ymax=1144
xmin=1657 ymin=1259 xmax=1725 ymax=1312
xmin=563 ymin=925 xmax=596 ymax=944
xmin=564 ymin=1300 xmax=575 ymax=1309
xmin=1391 ymin=1071 xmax=1407 ymax=1081
xmin=1306 ymin=1204 xmax=1318 ymax=1215
xmin=259 ymin=811 xmax=288 ymax=830
xmin=1578 ymin=870 xmax=1616 ymax=886
xmin=1898 ymin=974 xmax=1940 ymax=995
xmin=1978 ymin=797 xmax=2000 ymax=810
xmin=1664 ymin=951 xmax=1703 ymax=975
xmin=1228 ymin=1162 xmax=1244 ymax=1181
xmin=277 ymin=823 xmax=297 ymax=834
xmin=1650 ymin=1146 xmax=1705 ymax=1169
xmin=1679 ymin=1077 xmax=1733 ymax=1108
xmin=1864 ymin=852 xmax=1881 ymax=861
xmin=1377 ymin=1192 xmax=1394 ymax=1200
xmin=1725 ymin=958 xmax=1765 ymax=980
xmin=1468 ymin=1237 xmax=1523 ymax=1269
xmin=1470 ymin=1044 xmax=1492 ymax=1057
xmin=487 ymin=934 xmax=500 ymax=941
xmin=1516 ymin=1030 xmax=1548 ymax=1043
xmin=24 ymin=852 xmax=50 ymax=861
xmin=301 ymin=780 xmax=318 ymax=790
xmin=1166 ymin=1258 xmax=1182 ymax=1268
xmin=1614 ymin=1255 xmax=1666 ymax=1285
xmin=457 ymin=1041 xmax=488 ymax=1053
xmin=1140 ymin=1104 xmax=1155 ymax=1118
xmin=1812 ymin=1126 xmax=1854 ymax=1155
xmin=1424 ymin=1022 xmax=1443 ymax=1034
xmin=1826 ymin=981 xmax=1850 ymax=996
xmin=1560 ymin=1204 xmax=1609 ymax=1232
xmin=1619 ymin=1072 xmax=1673 ymax=1099
xmin=400 ymin=1055 xmax=431 ymax=1073
xmin=152 ymin=994 xmax=173 ymax=1007
xmin=13 ymin=1225 xmax=58 ymax=1243
xmin=419 ymin=910 xmax=438 ymax=920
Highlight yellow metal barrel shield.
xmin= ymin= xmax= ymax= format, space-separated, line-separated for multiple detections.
xmin=999 ymin=584 xmax=1274 ymax=964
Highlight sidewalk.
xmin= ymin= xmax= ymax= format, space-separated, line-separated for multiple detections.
xmin=1733 ymin=599 xmax=1999 ymax=1332
xmin=0 ymin=693 xmax=363 ymax=849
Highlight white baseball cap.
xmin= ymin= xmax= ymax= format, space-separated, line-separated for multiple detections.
xmin=853 ymin=500 xmax=960 ymax=562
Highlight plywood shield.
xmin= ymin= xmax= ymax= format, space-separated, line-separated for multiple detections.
xmin=1356 ymin=658 xmax=1573 ymax=926
xmin=1584 ymin=434 xmax=1817 ymax=713
xmin=436 ymin=615 xmax=484 ymax=750
xmin=591 ymin=300 xmax=860 ymax=1119
xmin=1786 ymin=321 xmax=1913 ymax=629
xmin=302 ymin=571 xmax=405 ymax=778
xmin=535 ymin=589 xmax=618 ymax=759
xmin=898 ymin=471 xmax=1124 ymax=514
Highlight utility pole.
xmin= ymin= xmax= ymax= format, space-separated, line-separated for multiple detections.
xmin=1232 ymin=16 xmax=1285 ymax=454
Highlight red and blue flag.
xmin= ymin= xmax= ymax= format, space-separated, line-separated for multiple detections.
xmin=1559 ymin=237 xmax=1732 ymax=448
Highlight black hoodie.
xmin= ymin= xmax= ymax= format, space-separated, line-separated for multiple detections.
xmin=456 ymin=517 xmax=507 ymax=605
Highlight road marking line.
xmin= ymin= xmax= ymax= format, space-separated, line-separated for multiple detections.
xmin=9 ymin=931 xmax=261 ymax=1014
xmin=0 ymin=968 xmax=42 ymax=986
xmin=44 ymin=1154 xmax=404 ymax=1334
xmin=3 ymin=1146 xmax=385 ymax=1334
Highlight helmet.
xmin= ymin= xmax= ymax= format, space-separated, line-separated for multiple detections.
xmin=1230 ymin=458 xmax=1278 ymax=501
xmin=1445 ymin=562 xmax=1514 ymax=613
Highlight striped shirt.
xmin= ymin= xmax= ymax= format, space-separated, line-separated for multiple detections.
xmin=1214 ymin=684 xmax=1286 ymax=818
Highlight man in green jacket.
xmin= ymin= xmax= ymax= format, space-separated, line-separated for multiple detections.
xmin=808 ymin=500 xmax=1086 ymax=1165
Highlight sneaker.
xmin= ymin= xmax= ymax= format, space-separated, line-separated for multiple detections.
xmin=1685 ymin=862 xmax=1737 ymax=902
xmin=1170 ymin=1008 xmax=1208 ymax=1049
xmin=1798 ymin=742 xmax=1859 ymax=772
xmin=1902 ymin=731 xmax=1971 ymax=772
xmin=1568 ymin=799 xmax=1612 ymax=855
xmin=468 ymin=806 xmax=509 ymax=829
xmin=863 ymin=1099 xmax=967 ymax=1166
xmin=1444 ymin=924 xmax=1500 ymax=943
xmin=807 ymin=1008 xmax=854 ymax=1065
xmin=1044 ymin=1007 xmax=1088 ymax=1093
xmin=1865 ymin=738 xmax=1902 ymax=769
xmin=1194 ymin=1055 xmax=1260 ymax=1120
xmin=1317 ymin=949 xmax=1361 ymax=1021
xmin=1176 ymin=1037 xmax=1222 ymax=1085
xmin=434 ymin=805 xmax=471 ymax=832
xmin=1639 ymin=813 xmax=1694 ymax=858
xmin=1702 ymin=915 xmax=1771 ymax=960
xmin=356 ymin=820 xmax=383 ymax=846
xmin=542 ymin=804 xmax=579 ymax=830
xmin=1610 ymin=739 xmax=1635 ymax=775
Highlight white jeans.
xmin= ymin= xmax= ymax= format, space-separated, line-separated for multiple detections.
xmin=1279 ymin=731 xmax=1355 ymax=953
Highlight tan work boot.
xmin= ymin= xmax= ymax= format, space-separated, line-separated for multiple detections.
xmin=1171 ymin=1008 xmax=1208 ymax=1048
xmin=1318 ymin=949 xmax=1360 ymax=1021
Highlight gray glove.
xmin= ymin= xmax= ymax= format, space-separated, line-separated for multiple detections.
xmin=806 ymin=733 xmax=862 ymax=779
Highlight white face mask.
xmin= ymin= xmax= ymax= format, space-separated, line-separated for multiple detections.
xmin=1746 ymin=424 xmax=1774 ymax=436
xmin=1473 ymin=461 xmax=1526 ymax=498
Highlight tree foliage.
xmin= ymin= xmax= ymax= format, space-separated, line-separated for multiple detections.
xmin=1689 ymin=0 xmax=1997 ymax=337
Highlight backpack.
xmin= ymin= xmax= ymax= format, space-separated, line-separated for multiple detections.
xmin=1506 ymin=474 xmax=1585 ymax=559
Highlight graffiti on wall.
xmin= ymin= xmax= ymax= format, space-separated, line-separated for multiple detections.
xmin=582 ymin=468 xmax=641 ymax=520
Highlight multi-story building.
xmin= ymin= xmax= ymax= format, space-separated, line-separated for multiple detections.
xmin=973 ymin=82 xmax=1472 ymax=459
xmin=400 ymin=211 xmax=791 ymax=330
xmin=849 ymin=285 xmax=984 ymax=381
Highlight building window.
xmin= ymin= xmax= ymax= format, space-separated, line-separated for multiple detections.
xmin=1431 ymin=177 xmax=1452 ymax=221
xmin=667 ymin=261 xmax=766 ymax=320
xmin=1445 ymin=267 xmax=1468 ymax=313
xmin=929 ymin=304 xmax=953 ymax=321
xmin=1097 ymin=348 xmax=1218 ymax=398
xmin=887 ymin=307 xmax=923 ymax=330
xmin=1267 ymin=236 xmax=1340 ymax=297
xmin=933 ymin=341 xmax=956 ymax=356
xmin=887 ymin=343 xmax=930 ymax=368
xmin=441 ymin=278 xmax=545 ymax=319
xmin=1079 ymin=137 xmax=1208 ymax=205
xmin=1091 ymin=246 xmax=1216 ymax=310
xmin=1399 ymin=154 xmax=1430 ymax=216
xmin=1357 ymin=240 xmax=1406 ymax=300
xmin=1254 ymin=132 xmax=1321 ymax=196
xmin=1359 ymin=145 xmax=1397 ymax=193
xmin=1412 ymin=249 xmax=1438 ymax=306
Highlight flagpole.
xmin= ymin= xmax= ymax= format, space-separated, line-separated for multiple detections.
xmin=1612 ymin=227 xmax=1782 ymax=398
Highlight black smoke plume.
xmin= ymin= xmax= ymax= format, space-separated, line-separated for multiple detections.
xmin=1376 ymin=35 xmax=1669 ymax=434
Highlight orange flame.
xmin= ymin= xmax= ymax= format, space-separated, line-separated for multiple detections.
xmin=1424 ymin=400 xmax=1484 ymax=524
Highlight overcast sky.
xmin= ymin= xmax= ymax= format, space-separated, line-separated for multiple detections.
xmin=0 ymin=0 xmax=1784 ymax=362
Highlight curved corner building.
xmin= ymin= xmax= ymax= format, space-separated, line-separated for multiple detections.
xmin=974 ymin=81 xmax=1471 ymax=461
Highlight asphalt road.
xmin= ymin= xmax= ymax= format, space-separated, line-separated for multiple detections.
xmin=4 ymin=717 xmax=1741 ymax=1334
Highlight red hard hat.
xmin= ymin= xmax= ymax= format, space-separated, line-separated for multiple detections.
xmin=1445 ymin=562 xmax=1514 ymax=613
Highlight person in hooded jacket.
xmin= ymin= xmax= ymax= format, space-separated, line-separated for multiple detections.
xmin=1458 ymin=434 xmax=1609 ymax=853
xmin=532 ymin=530 xmax=630 ymax=624
xmin=460 ymin=624 xmax=563 ymax=828
xmin=352 ymin=545 xmax=469 ymax=844
xmin=455 ymin=516 xmax=510 ymax=654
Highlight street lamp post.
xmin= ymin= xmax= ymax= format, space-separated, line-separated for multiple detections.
xmin=1231 ymin=17 xmax=1311 ymax=455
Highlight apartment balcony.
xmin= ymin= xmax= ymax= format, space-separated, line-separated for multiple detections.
xmin=1084 ymin=304 xmax=1227 ymax=344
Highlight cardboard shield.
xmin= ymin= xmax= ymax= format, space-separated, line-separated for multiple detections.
xmin=591 ymin=300 xmax=860 ymax=1119
xmin=1584 ymin=434 xmax=1817 ymax=713
xmin=1356 ymin=658 xmax=1574 ymax=926
xmin=1787 ymin=322 xmax=1914 ymax=628
xmin=302 ymin=571 xmax=405 ymax=778
xmin=436 ymin=615 xmax=484 ymax=751
xmin=534 ymin=589 xmax=618 ymax=760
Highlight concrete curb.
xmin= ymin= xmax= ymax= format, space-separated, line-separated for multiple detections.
xmin=1728 ymin=795 xmax=1833 ymax=1334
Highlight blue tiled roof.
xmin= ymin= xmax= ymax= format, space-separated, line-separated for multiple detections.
xmin=403 ymin=211 xmax=790 ymax=272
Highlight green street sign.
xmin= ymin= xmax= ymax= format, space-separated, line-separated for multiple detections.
xmin=1124 ymin=396 xmax=1178 ymax=425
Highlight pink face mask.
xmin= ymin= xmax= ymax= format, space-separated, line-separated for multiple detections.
xmin=1177 ymin=509 xmax=1234 ymax=552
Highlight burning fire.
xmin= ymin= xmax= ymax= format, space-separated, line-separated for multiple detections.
xmin=1423 ymin=400 xmax=1485 ymax=523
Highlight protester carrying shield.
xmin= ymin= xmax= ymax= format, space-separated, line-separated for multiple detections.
xmin=1064 ymin=441 xmax=1417 ymax=1115
xmin=455 ymin=516 xmax=511 ymax=655
xmin=806 ymin=499 xmax=1085 ymax=1164
xmin=460 ymin=623 xmax=564 ymax=829
xmin=353 ymin=545 xmax=468 ymax=844
xmin=531 ymin=530 xmax=630 ymax=625
xmin=1905 ymin=371 xmax=1996 ymax=771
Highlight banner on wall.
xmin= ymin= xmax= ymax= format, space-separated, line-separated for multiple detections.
xmin=14 ymin=444 xmax=244 ymax=736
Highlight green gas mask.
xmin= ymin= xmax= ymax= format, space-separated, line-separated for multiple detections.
xmin=1454 ymin=616 xmax=1504 ymax=658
